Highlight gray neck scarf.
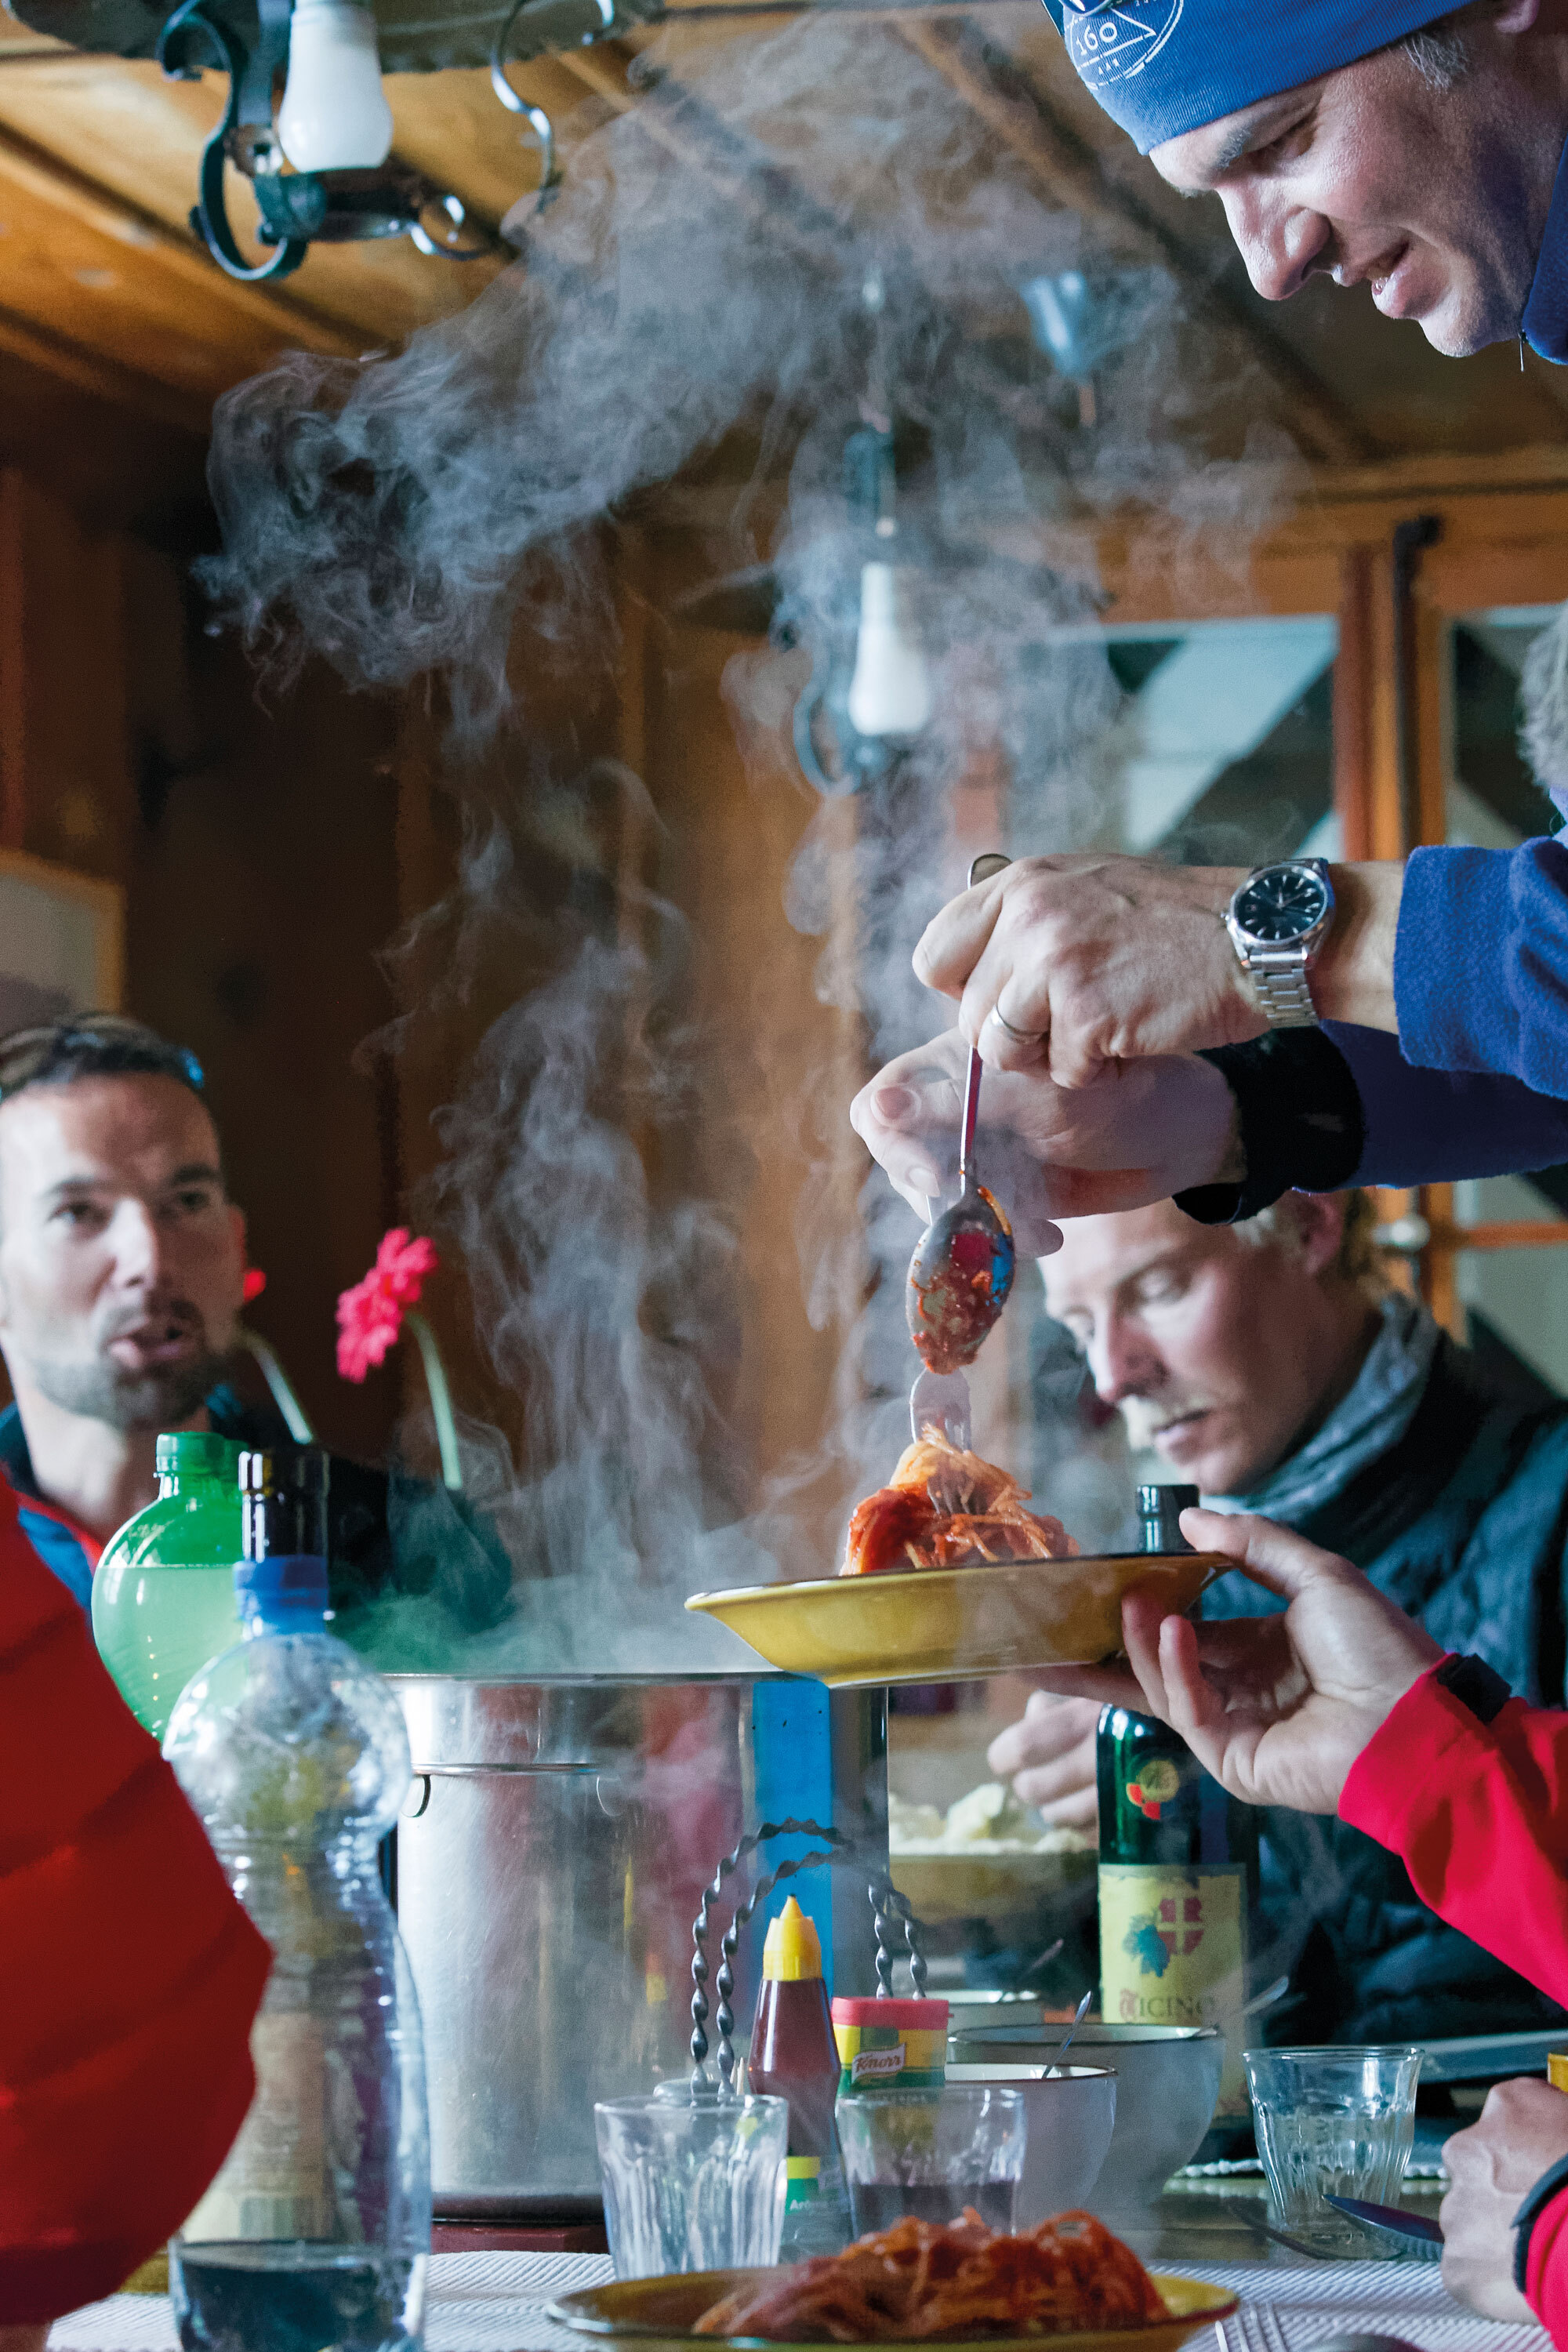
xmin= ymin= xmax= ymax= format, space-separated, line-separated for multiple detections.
xmin=1206 ymin=1290 xmax=1440 ymax=1525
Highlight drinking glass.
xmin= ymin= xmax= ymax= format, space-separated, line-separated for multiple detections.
xmin=837 ymin=2086 xmax=1026 ymax=2237
xmin=595 ymin=2083 xmax=789 ymax=2279
xmin=1245 ymin=2045 xmax=1422 ymax=2245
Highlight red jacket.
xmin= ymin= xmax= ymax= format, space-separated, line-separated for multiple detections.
xmin=1343 ymin=1662 xmax=1568 ymax=2342
xmin=0 ymin=1476 xmax=270 ymax=2321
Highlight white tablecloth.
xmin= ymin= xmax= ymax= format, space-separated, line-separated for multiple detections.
xmin=42 ymin=2248 xmax=1557 ymax=2352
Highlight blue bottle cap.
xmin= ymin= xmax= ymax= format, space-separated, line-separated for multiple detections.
xmin=234 ymin=1552 xmax=329 ymax=1635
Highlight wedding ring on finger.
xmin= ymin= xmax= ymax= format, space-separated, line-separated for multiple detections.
xmin=988 ymin=1006 xmax=1043 ymax=1046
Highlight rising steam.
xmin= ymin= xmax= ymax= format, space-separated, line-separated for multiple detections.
xmin=207 ymin=16 xmax=1305 ymax=1665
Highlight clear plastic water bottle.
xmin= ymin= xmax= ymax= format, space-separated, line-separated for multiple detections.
xmin=163 ymin=1447 xmax=430 ymax=2352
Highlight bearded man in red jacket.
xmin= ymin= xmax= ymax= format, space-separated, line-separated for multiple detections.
xmin=0 ymin=1467 xmax=269 ymax=2325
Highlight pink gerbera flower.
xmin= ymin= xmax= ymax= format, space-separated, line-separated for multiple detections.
xmin=374 ymin=1227 xmax=439 ymax=1305
xmin=336 ymin=1229 xmax=440 ymax=1382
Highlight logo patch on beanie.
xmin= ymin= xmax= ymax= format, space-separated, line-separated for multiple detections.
xmin=1065 ymin=0 xmax=1182 ymax=92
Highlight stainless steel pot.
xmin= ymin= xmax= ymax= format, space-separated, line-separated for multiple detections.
xmin=390 ymin=1673 xmax=888 ymax=2219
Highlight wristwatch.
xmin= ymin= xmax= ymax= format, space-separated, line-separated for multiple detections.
xmin=1224 ymin=858 xmax=1336 ymax=1029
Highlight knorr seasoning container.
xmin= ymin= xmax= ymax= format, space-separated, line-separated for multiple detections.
xmin=830 ymin=1996 xmax=949 ymax=2096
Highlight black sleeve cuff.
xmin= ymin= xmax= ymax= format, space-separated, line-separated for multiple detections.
xmin=1432 ymin=1652 xmax=1514 ymax=1726
xmin=1514 ymin=2153 xmax=1568 ymax=2292
xmin=1174 ymin=1029 xmax=1366 ymax=1225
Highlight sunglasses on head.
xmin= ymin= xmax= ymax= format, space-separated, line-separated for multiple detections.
xmin=0 ymin=1014 xmax=206 ymax=1104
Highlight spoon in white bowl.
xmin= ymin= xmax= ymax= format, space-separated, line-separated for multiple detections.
xmin=1047 ymin=1987 xmax=1094 ymax=2073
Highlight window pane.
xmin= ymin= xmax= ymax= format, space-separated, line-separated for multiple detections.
xmin=1454 ymin=1175 xmax=1568 ymax=1399
xmin=1083 ymin=616 xmax=1338 ymax=862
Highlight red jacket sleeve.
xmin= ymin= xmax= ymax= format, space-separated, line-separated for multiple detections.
xmin=1341 ymin=1662 xmax=1568 ymax=2345
xmin=0 ymin=1479 xmax=270 ymax=2323
xmin=1340 ymin=1663 xmax=1568 ymax=2006
xmin=1528 ymin=2187 xmax=1568 ymax=2350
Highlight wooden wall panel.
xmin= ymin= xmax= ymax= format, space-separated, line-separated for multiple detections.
xmin=0 ymin=466 xmax=135 ymax=878
xmin=122 ymin=549 xmax=406 ymax=1459
xmin=0 ymin=474 xmax=408 ymax=1457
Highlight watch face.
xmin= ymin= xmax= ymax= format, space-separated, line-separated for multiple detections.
xmin=1233 ymin=864 xmax=1330 ymax=944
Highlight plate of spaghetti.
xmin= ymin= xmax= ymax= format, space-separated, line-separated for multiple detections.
xmin=550 ymin=2211 xmax=1238 ymax=2351
xmin=684 ymin=1436 xmax=1221 ymax=1687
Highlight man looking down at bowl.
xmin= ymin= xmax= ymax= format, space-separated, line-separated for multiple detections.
xmin=1033 ymin=1509 xmax=1568 ymax=2337
xmin=985 ymin=1187 xmax=1568 ymax=2044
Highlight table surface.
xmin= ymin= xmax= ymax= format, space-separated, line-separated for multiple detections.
xmin=42 ymin=2183 xmax=1550 ymax=2352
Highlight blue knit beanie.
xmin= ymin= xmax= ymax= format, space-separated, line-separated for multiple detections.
xmin=1044 ymin=0 xmax=1465 ymax=155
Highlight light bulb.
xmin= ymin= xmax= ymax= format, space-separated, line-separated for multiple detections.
xmin=278 ymin=0 xmax=394 ymax=172
xmin=847 ymin=562 xmax=932 ymax=739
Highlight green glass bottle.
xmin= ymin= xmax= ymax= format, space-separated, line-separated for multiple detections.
xmin=1097 ymin=1486 xmax=1258 ymax=2141
xmin=92 ymin=1431 xmax=245 ymax=1740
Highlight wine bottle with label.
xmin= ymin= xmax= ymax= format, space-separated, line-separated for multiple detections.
xmin=1096 ymin=1486 xmax=1258 ymax=2147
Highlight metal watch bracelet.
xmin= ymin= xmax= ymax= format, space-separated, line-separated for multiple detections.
xmin=1244 ymin=952 xmax=1319 ymax=1029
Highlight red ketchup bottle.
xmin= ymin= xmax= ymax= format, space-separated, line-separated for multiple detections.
xmin=747 ymin=1897 xmax=849 ymax=2256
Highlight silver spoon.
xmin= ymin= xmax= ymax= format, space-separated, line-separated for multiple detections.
xmin=1218 ymin=1972 xmax=1289 ymax=2028
xmin=906 ymin=851 xmax=1016 ymax=1446
xmin=1047 ymin=1986 xmax=1094 ymax=2073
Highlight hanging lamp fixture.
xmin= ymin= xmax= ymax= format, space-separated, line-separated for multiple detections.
xmin=158 ymin=0 xmax=499 ymax=281
xmin=793 ymin=270 xmax=935 ymax=795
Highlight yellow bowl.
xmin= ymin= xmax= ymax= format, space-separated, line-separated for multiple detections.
xmin=684 ymin=1552 xmax=1225 ymax=1688
xmin=550 ymin=2265 xmax=1238 ymax=2352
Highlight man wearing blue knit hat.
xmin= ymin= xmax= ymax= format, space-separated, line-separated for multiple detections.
xmin=1051 ymin=0 xmax=1568 ymax=358
xmin=858 ymin=7 xmax=1568 ymax=1269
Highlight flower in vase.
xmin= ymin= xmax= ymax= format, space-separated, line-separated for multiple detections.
xmin=374 ymin=1227 xmax=438 ymax=1304
xmin=337 ymin=1228 xmax=440 ymax=1382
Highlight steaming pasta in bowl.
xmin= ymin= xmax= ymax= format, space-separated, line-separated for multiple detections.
xmin=682 ymin=1550 xmax=1222 ymax=1687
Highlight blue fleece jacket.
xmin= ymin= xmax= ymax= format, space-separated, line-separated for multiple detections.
xmin=1283 ymin=842 xmax=1568 ymax=1192
xmin=1330 ymin=1018 xmax=1568 ymax=1190
xmin=1394 ymin=839 xmax=1568 ymax=1095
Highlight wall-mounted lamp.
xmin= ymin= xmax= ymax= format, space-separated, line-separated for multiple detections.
xmin=793 ymin=419 xmax=935 ymax=795
xmin=161 ymin=0 xmax=496 ymax=280
xmin=1018 ymin=266 xmax=1159 ymax=428
xmin=846 ymin=562 xmax=932 ymax=739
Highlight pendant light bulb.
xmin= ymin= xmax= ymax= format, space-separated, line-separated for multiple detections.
xmin=278 ymin=0 xmax=395 ymax=172
xmin=847 ymin=561 xmax=932 ymax=739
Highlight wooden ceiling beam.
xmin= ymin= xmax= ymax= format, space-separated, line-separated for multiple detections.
xmin=895 ymin=16 xmax=1372 ymax=466
xmin=0 ymin=119 xmax=365 ymax=353
xmin=0 ymin=293 xmax=210 ymax=430
xmin=553 ymin=41 xmax=639 ymax=110
xmin=556 ymin=42 xmax=851 ymax=274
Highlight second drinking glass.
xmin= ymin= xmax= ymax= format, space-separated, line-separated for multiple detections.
xmin=1245 ymin=2045 xmax=1422 ymax=2246
xmin=837 ymin=2087 xmax=1026 ymax=2236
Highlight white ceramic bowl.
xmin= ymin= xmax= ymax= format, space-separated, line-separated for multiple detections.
xmin=944 ymin=2061 xmax=1116 ymax=2226
xmin=951 ymin=2025 xmax=1223 ymax=2212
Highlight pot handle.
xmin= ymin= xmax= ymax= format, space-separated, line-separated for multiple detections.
xmin=689 ymin=1820 xmax=932 ymax=2096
